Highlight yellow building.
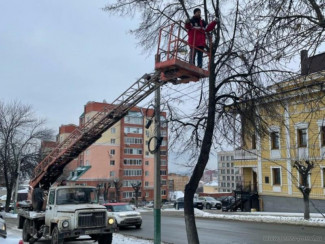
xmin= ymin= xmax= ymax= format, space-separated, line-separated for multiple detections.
xmin=234 ymin=51 xmax=325 ymax=212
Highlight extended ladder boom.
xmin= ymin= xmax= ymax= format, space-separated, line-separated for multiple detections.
xmin=31 ymin=72 xmax=163 ymax=190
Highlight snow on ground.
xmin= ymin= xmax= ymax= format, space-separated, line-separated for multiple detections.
xmin=0 ymin=211 xmax=17 ymax=218
xmin=113 ymin=233 xmax=155 ymax=244
xmin=193 ymin=208 xmax=325 ymax=227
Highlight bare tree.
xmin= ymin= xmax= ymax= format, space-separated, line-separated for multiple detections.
xmin=104 ymin=0 xmax=325 ymax=243
xmin=103 ymin=182 xmax=111 ymax=202
xmin=293 ymin=160 xmax=315 ymax=220
xmin=112 ymin=179 xmax=122 ymax=202
xmin=0 ymin=101 xmax=53 ymax=212
xmin=131 ymin=182 xmax=141 ymax=207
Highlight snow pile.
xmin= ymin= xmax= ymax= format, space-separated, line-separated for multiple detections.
xmin=113 ymin=233 xmax=155 ymax=243
xmin=193 ymin=208 xmax=325 ymax=227
xmin=0 ymin=212 xmax=17 ymax=218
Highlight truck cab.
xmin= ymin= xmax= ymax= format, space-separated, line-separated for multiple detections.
xmin=18 ymin=186 xmax=116 ymax=244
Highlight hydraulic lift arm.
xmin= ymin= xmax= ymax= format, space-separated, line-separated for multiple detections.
xmin=30 ymin=71 xmax=163 ymax=190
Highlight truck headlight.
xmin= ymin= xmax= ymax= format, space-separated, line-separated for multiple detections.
xmin=62 ymin=220 xmax=69 ymax=228
xmin=108 ymin=218 xmax=115 ymax=225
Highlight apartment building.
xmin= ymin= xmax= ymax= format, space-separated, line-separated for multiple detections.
xmin=217 ymin=151 xmax=242 ymax=192
xmin=233 ymin=51 xmax=325 ymax=212
xmin=42 ymin=101 xmax=169 ymax=202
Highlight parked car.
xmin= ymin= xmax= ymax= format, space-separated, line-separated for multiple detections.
xmin=198 ymin=196 xmax=222 ymax=210
xmin=174 ymin=197 xmax=204 ymax=210
xmin=0 ymin=215 xmax=7 ymax=238
xmin=103 ymin=203 xmax=142 ymax=229
xmin=0 ymin=215 xmax=23 ymax=244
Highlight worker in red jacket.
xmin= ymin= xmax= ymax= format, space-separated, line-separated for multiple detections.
xmin=185 ymin=8 xmax=217 ymax=68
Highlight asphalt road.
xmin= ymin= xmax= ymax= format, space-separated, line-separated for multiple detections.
xmin=120 ymin=211 xmax=325 ymax=244
xmin=4 ymin=211 xmax=325 ymax=244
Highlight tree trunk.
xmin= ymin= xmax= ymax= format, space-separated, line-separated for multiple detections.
xmin=184 ymin=66 xmax=217 ymax=243
xmin=5 ymin=186 xmax=12 ymax=212
xmin=303 ymin=193 xmax=310 ymax=220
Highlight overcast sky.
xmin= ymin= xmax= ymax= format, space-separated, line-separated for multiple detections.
xmin=0 ymin=1 xmax=218 ymax=173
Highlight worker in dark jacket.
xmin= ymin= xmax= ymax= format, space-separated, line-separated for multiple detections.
xmin=185 ymin=8 xmax=217 ymax=68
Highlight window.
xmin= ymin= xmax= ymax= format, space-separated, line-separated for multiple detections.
xmin=124 ymin=127 xmax=143 ymax=134
xmin=111 ymin=127 xmax=116 ymax=134
xmin=227 ymin=169 xmax=230 ymax=174
xmin=124 ymin=148 xmax=142 ymax=155
xmin=227 ymin=163 xmax=230 ymax=167
xmin=265 ymin=176 xmax=269 ymax=184
xmin=123 ymin=159 xmax=142 ymax=165
xmin=110 ymin=149 xmax=115 ymax=155
xmin=271 ymin=131 xmax=280 ymax=149
xmin=227 ymin=176 xmax=230 ymax=180
xmin=124 ymin=169 xmax=142 ymax=176
xmin=124 ymin=137 xmax=143 ymax=144
xmin=231 ymin=156 xmax=234 ymax=160
xmin=222 ymin=176 xmax=226 ymax=181
xmin=145 ymin=130 xmax=150 ymax=137
xmin=251 ymin=134 xmax=256 ymax=149
xmin=123 ymin=180 xmax=141 ymax=187
xmin=145 ymin=181 xmax=149 ymax=187
xmin=161 ymin=189 xmax=166 ymax=195
xmin=145 ymin=161 xmax=149 ymax=166
xmin=110 ymin=160 xmax=115 ymax=166
xmin=226 ymin=156 xmax=230 ymax=161
xmin=161 ymin=180 xmax=167 ymax=185
xmin=222 ymin=163 xmax=225 ymax=167
xmin=231 ymin=176 xmax=234 ymax=181
xmin=145 ymin=171 xmax=149 ymax=176
xmin=160 ymin=170 xmax=167 ymax=175
xmin=321 ymin=126 xmax=325 ymax=147
xmin=231 ymin=169 xmax=234 ymax=174
xmin=125 ymin=116 xmax=143 ymax=125
xmin=298 ymin=129 xmax=307 ymax=147
xmin=48 ymin=190 xmax=55 ymax=205
xmin=85 ymin=160 xmax=90 ymax=166
xmin=123 ymin=191 xmax=141 ymax=198
xmin=145 ymin=151 xmax=149 ymax=156
xmin=161 ymin=140 xmax=167 ymax=146
xmin=161 ymin=160 xmax=167 ymax=166
xmin=161 ymin=130 xmax=167 ymax=137
xmin=160 ymin=151 xmax=167 ymax=156
xmin=110 ymin=171 xmax=115 ymax=177
xmin=145 ymin=192 xmax=149 ymax=197
xmin=323 ymin=168 xmax=325 ymax=187
xmin=231 ymin=163 xmax=234 ymax=167
xmin=111 ymin=138 xmax=116 ymax=144
xmin=272 ymin=168 xmax=281 ymax=185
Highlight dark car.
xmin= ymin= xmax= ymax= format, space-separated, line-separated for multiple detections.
xmin=217 ymin=196 xmax=236 ymax=211
xmin=0 ymin=215 xmax=7 ymax=239
xmin=174 ymin=197 xmax=203 ymax=210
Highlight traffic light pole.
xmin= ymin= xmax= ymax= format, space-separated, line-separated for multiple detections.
xmin=154 ymin=87 xmax=161 ymax=244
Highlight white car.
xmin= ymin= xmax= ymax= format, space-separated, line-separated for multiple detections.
xmin=198 ymin=196 xmax=222 ymax=210
xmin=103 ymin=203 xmax=142 ymax=229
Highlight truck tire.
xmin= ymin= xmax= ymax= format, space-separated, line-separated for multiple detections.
xmin=22 ymin=219 xmax=31 ymax=242
xmin=135 ymin=224 xmax=141 ymax=229
xmin=206 ymin=203 xmax=211 ymax=209
xmin=18 ymin=216 xmax=24 ymax=229
xmin=51 ymin=226 xmax=64 ymax=244
xmin=32 ymin=188 xmax=44 ymax=212
xmin=97 ymin=233 xmax=113 ymax=244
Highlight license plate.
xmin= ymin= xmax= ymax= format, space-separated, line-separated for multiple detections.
xmin=85 ymin=229 xmax=101 ymax=235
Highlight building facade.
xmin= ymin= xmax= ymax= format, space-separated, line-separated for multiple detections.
xmin=233 ymin=51 xmax=325 ymax=212
xmin=217 ymin=151 xmax=242 ymax=192
xmin=42 ymin=101 xmax=169 ymax=202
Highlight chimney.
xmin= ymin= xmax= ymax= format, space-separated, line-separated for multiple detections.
xmin=301 ymin=50 xmax=308 ymax=75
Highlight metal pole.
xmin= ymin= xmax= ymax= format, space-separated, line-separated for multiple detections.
xmin=154 ymin=87 xmax=161 ymax=244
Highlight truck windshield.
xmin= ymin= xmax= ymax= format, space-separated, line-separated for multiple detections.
xmin=56 ymin=188 xmax=98 ymax=205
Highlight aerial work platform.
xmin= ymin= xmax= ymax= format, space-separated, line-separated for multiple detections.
xmin=155 ymin=22 xmax=211 ymax=84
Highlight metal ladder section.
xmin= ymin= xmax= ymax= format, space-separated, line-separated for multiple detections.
xmin=30 ymin=71 xmax=163 ymax=190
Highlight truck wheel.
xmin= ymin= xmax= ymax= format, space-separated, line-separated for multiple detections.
xmin=23 ymin=219 xmax=31 ymax=242
xmin=97 ymin=233 xmax=113 ymax=244
xmin=51 ymin=226 xmax=64 ymax=244
xmin=135 ymin=224 xmax=141 ymax=229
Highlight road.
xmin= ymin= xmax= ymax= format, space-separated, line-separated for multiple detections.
xmin=4 ymin=211 xmax=325 ymax=244
xmin=121 ymin=211 xmax=325 ymax=244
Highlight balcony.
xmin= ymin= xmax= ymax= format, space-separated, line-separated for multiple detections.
xmin=235 ymin=181 xmax=258 ymax=193
xmin=234 ymin=149 xmax=257 ymax=160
